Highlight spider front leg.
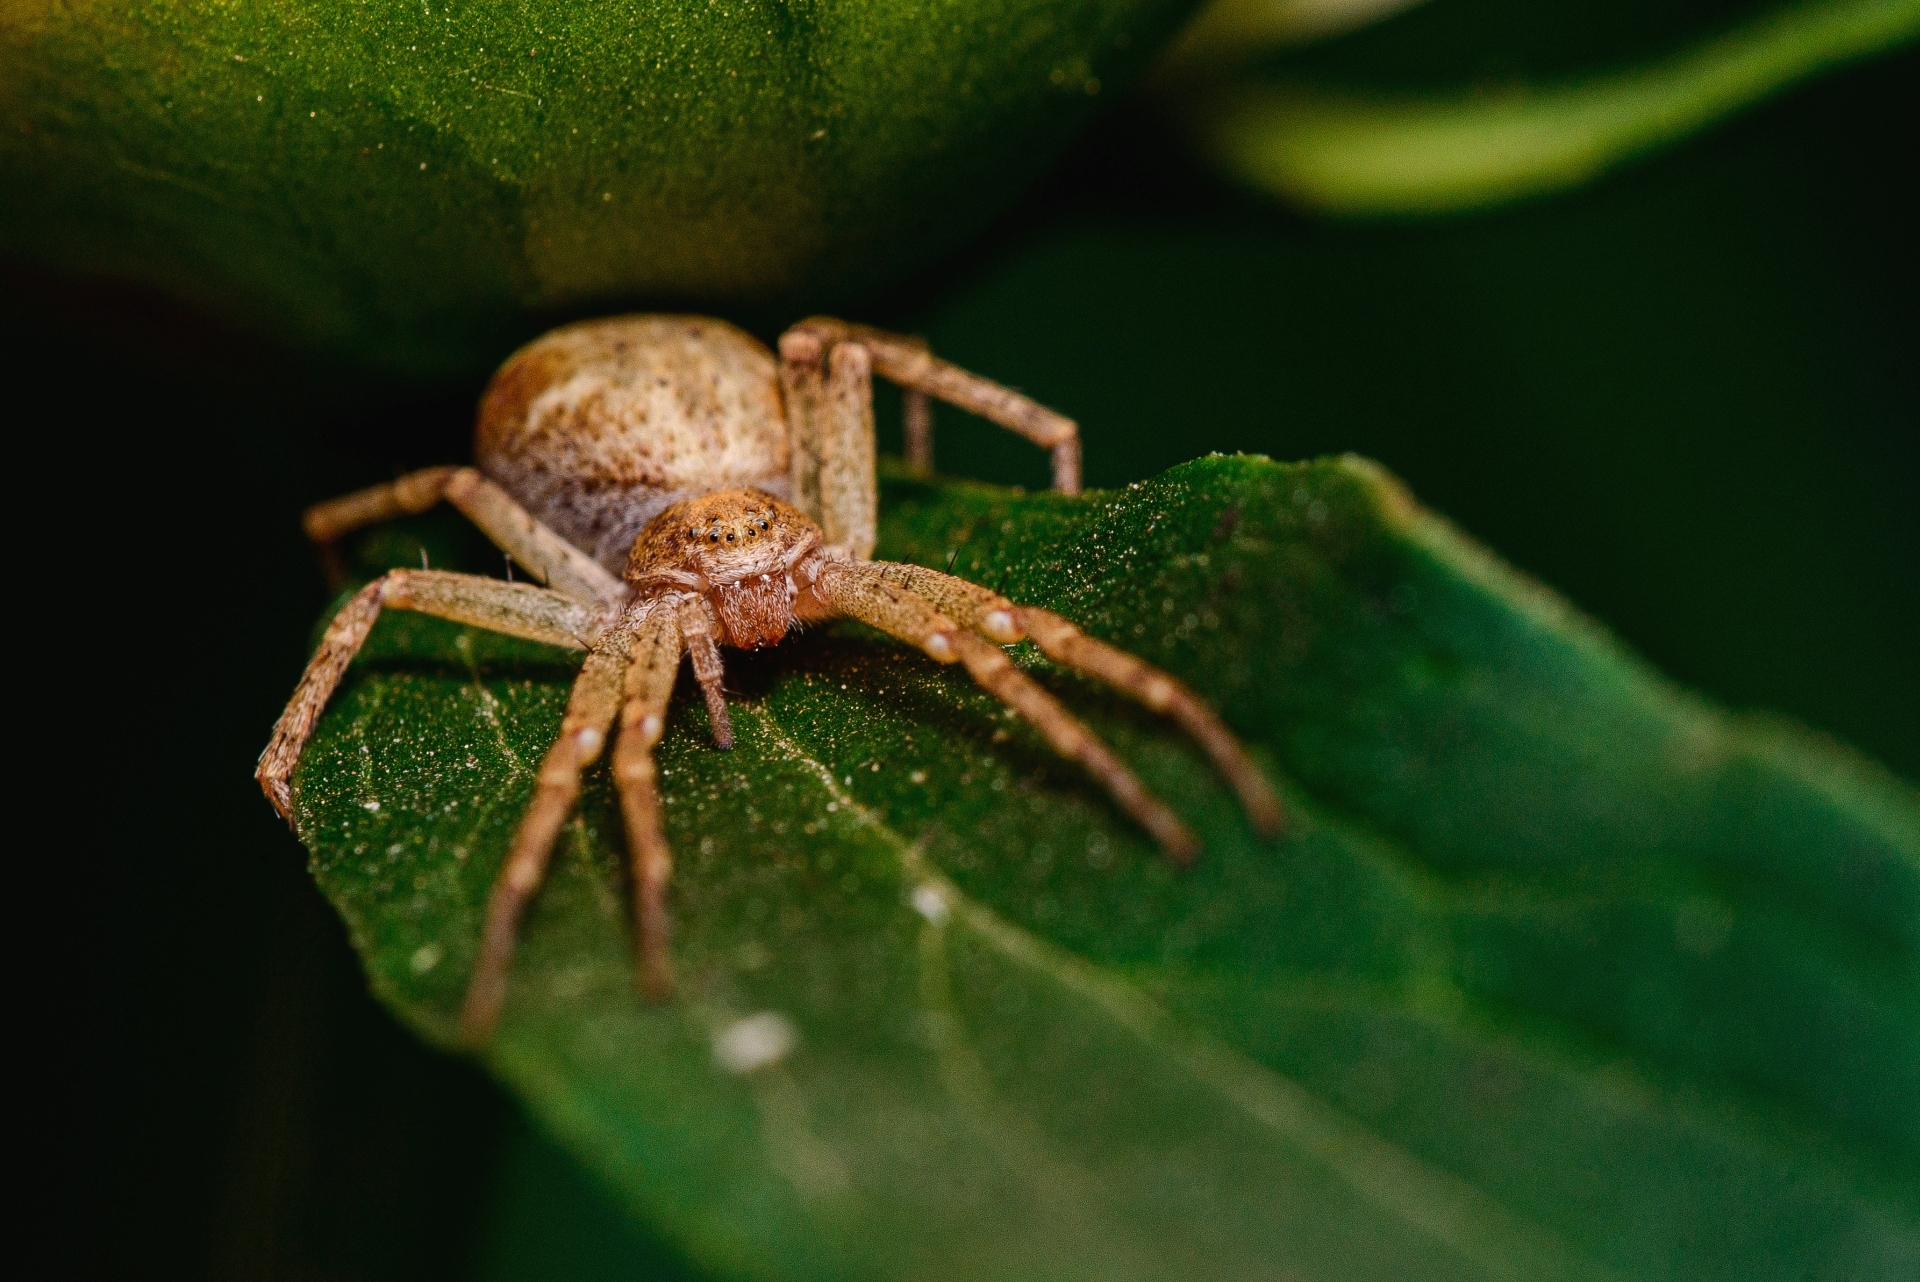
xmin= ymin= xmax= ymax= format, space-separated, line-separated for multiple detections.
xmin=811 ymin=563 xmax=1198 ymax=859
xmin=302 ymin=466 xmax=624 ymax=607
xmin=867 ymin=563 xmax=1284 ymax=834
xmin=460 ymin=618 xmax=639 ymax=1042
xmin=256 ymin=570 xmax=605 ymax=819
xmin=611 ymin=607 xmax=686 ymax=1001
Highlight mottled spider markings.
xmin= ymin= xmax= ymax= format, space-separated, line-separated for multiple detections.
xmin=260 ymin=315 xmax=1281 ymax=1042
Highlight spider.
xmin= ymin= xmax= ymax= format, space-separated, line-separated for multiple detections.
xmin=259 ymin=315 xmax=1282 ymax=1043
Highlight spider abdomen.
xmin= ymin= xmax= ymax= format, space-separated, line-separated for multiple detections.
xmin=475 ymin=315 xmax=793 ymax=574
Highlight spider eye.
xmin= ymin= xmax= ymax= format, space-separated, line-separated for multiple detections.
xmin=759 ymin=520 xmax=769 ymax=529
xmin=709 ymin=532 xmax=719 ymax=542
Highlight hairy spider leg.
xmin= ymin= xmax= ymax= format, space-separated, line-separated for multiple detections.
xmin=776 ymin=334 xmax=878 ymax=557
xmin=676 ymin=595 xmax=734 ymax=749
xmin=812 ymin=563 xmax=1198 ymax=859
xmin=778 ymin=318 xmax=1082 ymax=559
xmin=776 ymin=335 xmax=835 ymax=548
xmin=255 ymin=570 xmax=601 ymax=819
xmin=902 ymin=386 xmax=934 ymax=474
xmin=820 ymin=342 xmax=877 ymax=558
xmin=301 ymin=466 xmax=625 ymax=607
xmin=791 ymin=324 xmax=936 ymax=475
xmin=788 ymin=318 xmax=1082 ymax=493
xmin=460 ymin=621 xmax=637 ymax=1043
xmin=867 ymin=563 xmax=1285 ymax=834
xmin=611 ymin=606 xmax=686 ymax=1001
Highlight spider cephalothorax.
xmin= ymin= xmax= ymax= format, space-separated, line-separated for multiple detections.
xmin=259 ymin=315 xmax=1280 ymax=1043
xmin=634 ymin=490 xmax=821 ymax=651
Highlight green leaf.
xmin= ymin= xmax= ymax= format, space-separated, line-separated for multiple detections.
xmin=292 ymin=456 xmax=1919 ymax=1279
xmin=1159 ymin=0 xmax=1435 ymax=68
xmin=1174 ymin=0 xmax=1920 ymax=213
xmin=0 ymin=0 xmax=1195 ymax=377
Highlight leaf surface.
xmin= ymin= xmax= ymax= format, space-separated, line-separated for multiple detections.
xmin=293 ymin=456 xmax=1919 ymax=1280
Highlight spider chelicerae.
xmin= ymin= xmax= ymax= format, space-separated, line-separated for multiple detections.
xmin=259 ymin=315 xmax=1281 ymax=1042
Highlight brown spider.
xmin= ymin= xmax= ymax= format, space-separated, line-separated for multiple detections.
xmin=258 ymin=315 xmax=1282 ymax=1043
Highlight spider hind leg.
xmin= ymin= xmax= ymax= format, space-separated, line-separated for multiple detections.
xmin=301 ymin=466 xmax=624 ymax=607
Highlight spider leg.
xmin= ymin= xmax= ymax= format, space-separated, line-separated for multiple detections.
xmin=676 ymin=595 xmax=733 ymax=749
xmin=864 ymin=564 xmax=1284 ymax=834
xmin=459 ymin=623 xmax=635 ymax=1043
xmin=256 ymin=570 xmax=603 ymax=821
xmin=812 ymin=564 xmax=1197 ymax=860
xmin=902 ymin=386 xmax=934 ymax=474
xmin=820 ymin=342 xmax=878 ymax=557
xmin=777 ymin=336 xmax=878 ymax=557
xmin=611 ymin=606 xmax=686 ymax=1001
xmin=302 ymin=466 xmax=624 ymax=607
xmin=781 ymin=317 xmax=1081 ymax=494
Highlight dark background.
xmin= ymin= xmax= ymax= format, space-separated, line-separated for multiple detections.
xmin=16 ymin=33 xmax=1914 ymax=1282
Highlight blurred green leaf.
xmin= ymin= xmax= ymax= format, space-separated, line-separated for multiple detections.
xmin=0 ymin=0 xmax=1195 ymax=377
xmin=1171 ymin=0 xmax=1920 ymax=212
xmin=1160 ymin=0 xmax=1433 ymax=68
xmin=291 ymin=456 xmax=1918 ymax=1280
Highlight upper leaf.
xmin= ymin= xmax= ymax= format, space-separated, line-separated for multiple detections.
xmin=291 ymin=456 xmax=1918 ymax=1280
xmin=1165 ymin=0 xmax=1920 ymax=213
xmin=0 ymin=0 xmax=1196 ymax=376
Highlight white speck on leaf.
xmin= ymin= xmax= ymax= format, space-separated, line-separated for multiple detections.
xmin=912 ymin=884 xmax=949 ymax=924
xmin=409 ymin=943 xmax=443 ymax=974
xmin=713 ymin=1012 xmax=797 ymax=1074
